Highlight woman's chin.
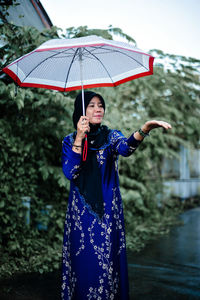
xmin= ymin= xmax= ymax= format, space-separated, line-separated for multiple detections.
xmin=90 ymin=119 xmax=102 ymax=125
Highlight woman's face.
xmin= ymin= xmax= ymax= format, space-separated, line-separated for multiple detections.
xmin=86 ymin=96 xmax=104 ymax=125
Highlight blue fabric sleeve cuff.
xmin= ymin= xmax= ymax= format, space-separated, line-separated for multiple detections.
xmin=127 ymin=134 xmax=141 ymax=147
xmin=62 ymin=136 xmax=82 ymax=164
xmin=67 ymin=148 xmax=82 ymax=163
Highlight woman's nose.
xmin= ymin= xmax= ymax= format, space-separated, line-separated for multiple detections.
xmin=95 ymin=106 xmax=101 ymax=111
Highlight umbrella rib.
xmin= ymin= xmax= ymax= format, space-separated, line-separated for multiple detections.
xmin=21 ymin=48 xmax=76 ymax=83
xmin=88 ymin=45 xmax=149 ymax=71
xmin=64 ymin=48 xmax=79 ymax=91
xmin=84 ymin=48 xmax=115 ymax=85
xmin=95 ymin=46 xmax=149 ymax=71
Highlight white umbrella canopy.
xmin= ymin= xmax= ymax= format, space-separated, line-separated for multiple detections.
xmin=3 ymin=35 xmax=154 ymax=99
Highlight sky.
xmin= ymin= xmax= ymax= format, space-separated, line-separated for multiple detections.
xmin=40 ymin=0 xmax=200 ymax=60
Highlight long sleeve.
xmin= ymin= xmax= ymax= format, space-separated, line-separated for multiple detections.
xmin=110 ymin=130 xmax=141 ymax=157
xmin=62 ymin=135 xmax=82 ymax=181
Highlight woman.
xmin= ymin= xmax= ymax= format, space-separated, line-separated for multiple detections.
xmin=61 ymin=91 xmax=171 ymax=300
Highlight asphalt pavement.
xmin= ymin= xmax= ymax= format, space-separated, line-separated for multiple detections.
xmin=128 ymin=207 xmax=200 ymax=299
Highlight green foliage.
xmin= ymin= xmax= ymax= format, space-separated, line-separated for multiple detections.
xmin=0 ymin=5 xmax=200 ymax=278
xmin=62 ymin=25 xmax=136 ymax=45
xmin=0 ymin=76 xmax=72 ymax=277
xmin=0 ymin=19 xmax=74 ymax=278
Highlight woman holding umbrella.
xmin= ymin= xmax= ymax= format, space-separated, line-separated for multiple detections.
xmin=61 ymin=91 xmax=171 ymax=300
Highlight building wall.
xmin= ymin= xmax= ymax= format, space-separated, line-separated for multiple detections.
xmin=1 ymin=0 xmax=52 ymax=31
xmin=162 ymin=145 xmax=200 ymax=199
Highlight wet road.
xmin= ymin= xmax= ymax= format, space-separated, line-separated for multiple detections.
xmin=1 ymin=208 xmax=200 ymax=299
xmin=128 ymin=207 xmax=200 ymax=299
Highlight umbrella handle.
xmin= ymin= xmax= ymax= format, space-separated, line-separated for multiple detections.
xmin=83 ymin=134 xmax=88 ymax=161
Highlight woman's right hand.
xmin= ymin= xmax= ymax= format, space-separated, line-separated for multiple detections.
xmin=76 ymin=116 xmax=90 ymax=140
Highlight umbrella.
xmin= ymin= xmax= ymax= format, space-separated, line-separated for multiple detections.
xmin=2 ymin=35 xmax=154 ymax=160
xmin=2 ymin=35 xmax=154 ymax=113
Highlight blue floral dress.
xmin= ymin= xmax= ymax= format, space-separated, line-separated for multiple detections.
xmin=61 ymin=129 xmax=140 ymax=300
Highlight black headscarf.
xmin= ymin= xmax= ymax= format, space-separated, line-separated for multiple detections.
xmin=72 ymin=91 xmax=110 ymax=218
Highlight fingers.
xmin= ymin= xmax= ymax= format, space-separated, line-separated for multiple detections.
xmin=158 ymin=121 xmax=172 ymax=130
xmin=79 ymin=116 xmax=90 ymax=129
xmin=77 ymin=116 xmax=90 ymax=136
xmin=80 ymin=116 xmax=90 ymax=123
xmin=144 ymin=120 xmax=172 ymax=132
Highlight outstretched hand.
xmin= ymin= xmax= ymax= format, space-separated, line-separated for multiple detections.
xmin=142 ymin=120 xmax=172 ymax=133
xmin=134 ymin=120 xmax=172 ymax=141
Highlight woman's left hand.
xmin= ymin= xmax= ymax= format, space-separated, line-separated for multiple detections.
xmin=142 ymin=120 xmax=172 ymax=133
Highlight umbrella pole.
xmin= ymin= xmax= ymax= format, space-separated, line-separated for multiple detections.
xmin=81 ymin=86 xmax=85 ymax=116
xmin=79 ymin=49 xmax=87 ymax=161
xmin=79 ymin=49 xmax=85 ymax=116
